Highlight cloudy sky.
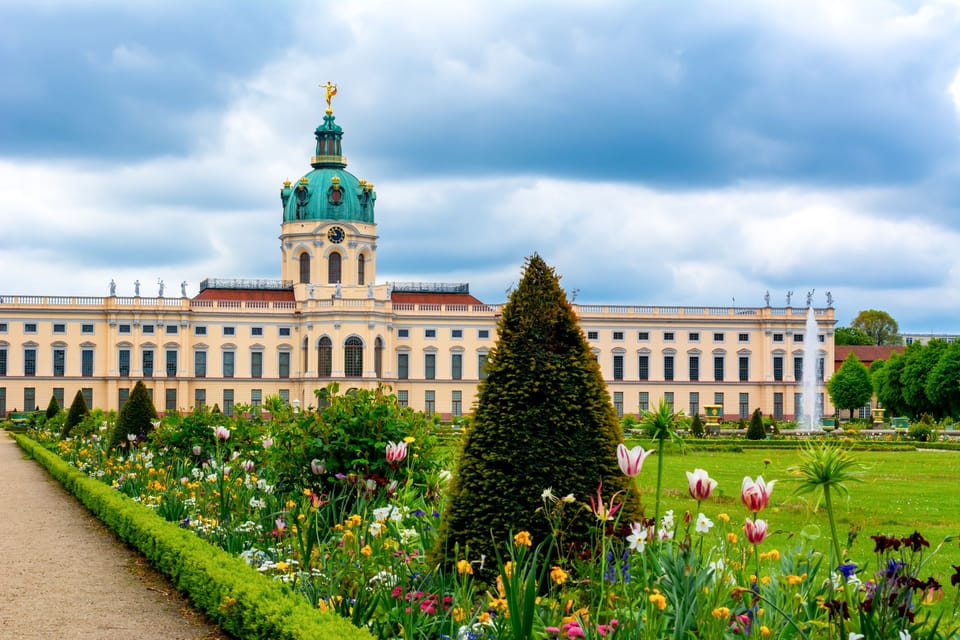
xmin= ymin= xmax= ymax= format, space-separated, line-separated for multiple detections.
xmin=2 ymin=1 xmax=960 ymax=332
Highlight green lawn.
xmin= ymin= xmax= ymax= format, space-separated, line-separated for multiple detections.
xmin=634 ymin=445 xmax=960 ymax=586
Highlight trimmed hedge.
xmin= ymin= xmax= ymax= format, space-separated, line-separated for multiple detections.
xmin=15 ymin=435 xmax=372 ymax=640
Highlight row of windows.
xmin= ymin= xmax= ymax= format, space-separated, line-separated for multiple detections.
xmin=3 ymin=387 xmax=93 ymax=413
xmin=0 ymin=348 xmax=95 ymax=377
xmin=587 ymin=330 xmax=824 ymax=344
xmin=396 ymin=352 xmax=489 ymax=381
xmin=609 ymin=354 xmax=824 ymax=382
xmin=6 ymin=323 xmax=97 ymax=334
xmin=3 ymin=322 xmax=294 ymax=338
xmin=397 ymin=328 xmax=490 ymax=340
xmin=611 ymin=390 xmax=824 ymax=421
xmin=298 ymin=252 xmax=366 ymax=286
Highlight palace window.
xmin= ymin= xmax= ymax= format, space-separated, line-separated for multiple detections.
xmin=328 ymin=252 xmax=341 ymax=284
xmin=299 ymin=253 xmax=310 ymax=283
xmin=344 ymin=337 xmax=363 ymax=377
xmin=318 ymin=337 xmax=332 ymax=376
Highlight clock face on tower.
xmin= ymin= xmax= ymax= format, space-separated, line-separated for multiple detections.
xmin=327 ymin=226 xmax=345 ymax=244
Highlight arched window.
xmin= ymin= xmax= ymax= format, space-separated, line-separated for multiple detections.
xmin=357 ymin=254 xmax=365 ymax=286
xmin=328 ymin=252 xmax=341 ymax=284
xmin=299 ymin=253 xmax=310 ymax=284
xmin=374 ymin=336 xmax=383 ymax=377
xmin=318 ymin=337 xmax=332 ymax=377
xmin=344 ymin=337 xmax=363 ymax=377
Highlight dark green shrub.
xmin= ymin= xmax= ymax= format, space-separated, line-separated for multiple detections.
xmin=45 ymin=395 xmax=61 ymax=420
xmin=109 ymin=380 xmax=158 ymax=449
xmin=746 ymin=409 xmax=766 ymax=440
xmin=432 ymin=254 xmax=642 ymax=580
xmin=908 ymin=422 xmax=932 ymax=442
xmin=61 ymin=390 xmax=90 ymax=439
xmin=690 ymin=413 xmax=705 ymax=438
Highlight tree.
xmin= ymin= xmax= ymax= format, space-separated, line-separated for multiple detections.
xmin=900 ymin=340 xmax=946 ymax=419
xmin=873 ymin=353 xmax=907 ymax=417
xmin=850 ymin=309 xmax=901 ymax=345
xmin=827 ymin=352 xmax=873 ymax=420
xmin=61 ymin=390 xmax=90 ymax=439
xmin=925 ymin=341 xmax=960 ymax=419
xmin=109 ymin=380 xmax=158 ymax=449
xmin=746 ymin=408 xmax=766 ymax=440
xmin=689 ymin=413 xmax=705 ymax=438
xmin=834 ymin=326 xmax=874 ymax=346
xmin=431 ymin=255 xmax=641 ymax=579
xmin=45 ymin=395 xmax=61 ymax=420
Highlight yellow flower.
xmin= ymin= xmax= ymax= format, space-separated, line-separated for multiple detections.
xmin=786 ymin=573 xmax=807 ymax=586
xmin=514 ymin=531 xmax=533 ymax=547
xmin=760 ymin=625 xmax=771 ymax=637
xmin=349 ymin=514 xmax=362 ymax=527
xmin=760 ymin=576 xmax=771 ymax=585
xmin=649 ymin=593 xmax=667 ymax=611
xmin=276 ymin=561 xmax=289 ymax=571
xmin=727 ymin=532 xmax=738 ymax=544
xmin=452 ymin=607 xmax=466 ymax=622
xmin=478 ymin=611 xmax=491 ymax=624
xmin=286 ymin=499 xmax=296 ymax=509
xmin=403 ymin=436 xmax=416 ymax=443
xmin=503 ymin=561 xmax=515 ymax=579
xmin=550 ymin=566 xmax=568 ymax=585
xmin=360 ymin=544 xmax=372 ymax=557
xmin=718 ymin=513 xmax=730 ymax=523
xmin=456 ymin=559 xmax=473 ymax=575
xmin=759 ymin=549 xmax=781 ymax=561
xmin=712 ymin=607 xmax=730 ymax=619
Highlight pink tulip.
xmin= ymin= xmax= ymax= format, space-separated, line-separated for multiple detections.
xmin=617 ymin=443 xmax=653 ymax=477
xmin=212 ymin=425 xmax=230 ymax=441
xmin=385 ymin=441 xmax=408 ymax=463
xmin=744 ymin=518 xmax=768 ymax=544
xmin=741 ymin=475 xmax=776 ymax=513
xmin=310 ymin=458 xmax=326 ymax=475
xmin=686 ymin=468 xmax=718 ymax=501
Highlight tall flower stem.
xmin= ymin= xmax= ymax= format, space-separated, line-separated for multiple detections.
xmin=653 ymin=435 xmax=665 ymax=545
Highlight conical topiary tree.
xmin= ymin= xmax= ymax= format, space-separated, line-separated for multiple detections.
xmin=746 ymin=408 xmax=766 ymax=440
xmin=109 ymin=380 xmax=158 ymax=449
xmin=431 ymin=254 xmax=642 ymax=577
xmin=45 ymin=395 xmax=61 ymax=420
xmin=61 ymin=390 xmax=89 ymax=439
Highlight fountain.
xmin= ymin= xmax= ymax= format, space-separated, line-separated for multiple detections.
xmin=800 ymin=305 xmax=822 ymax=431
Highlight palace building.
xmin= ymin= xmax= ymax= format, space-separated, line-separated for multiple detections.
xmin=0 ymin=93 xmax=836 ymax=422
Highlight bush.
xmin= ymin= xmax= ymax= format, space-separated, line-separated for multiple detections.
xmin=45 ymin=395 xmax=61 ymax=420
xmin=109 ymin=380 xmax=158 ymax=449
xmin=908 ymin=423 xmax=932 ymax=442
xmin=689 ymin=413 xmax=705 ymax=438
xmin=746 ymin=408 xmax=766 ymax=440
xmin=62 ymin=390 xmax=89 ymax=439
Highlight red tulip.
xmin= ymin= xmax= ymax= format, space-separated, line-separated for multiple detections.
xmin=385 ymin=441 xmax=408 ymax=463
xmin=617 ymin=443 xmax=653 ymax=477
xmin=744 ymin=518 xmax=768 ymax=544
xmin=686 ymin=468 xmax=718 ymax=501
xmin=741 ymin=475 xmax=776 ymax=513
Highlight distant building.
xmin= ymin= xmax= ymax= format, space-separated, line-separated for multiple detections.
xmin=901 ymin=332 xmax=960 ymax=346
xmin=0 ymin=99 xmax=836 ymax=422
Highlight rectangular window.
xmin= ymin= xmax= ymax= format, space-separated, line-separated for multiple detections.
xmin=452 ymin=390 xmax=463 ymax=417
xmin=638 ymin=355 xmax=649 ymax=381
xmin=165 ymin=325 xmax=178 ymax=335
xmin=689 ymin=391 xmax=699 ymax=417
xmin=478 ymin=353 xmax=489 ymax=380
xmin=398 ymin=353 xmax=409 ymax=379
xmin=714 ymin=356 xmax=724 ymax=382
xmin=24 ymin=387 xmax=36 ymax=411
xmin=118 ymin=388 xmax=129 ymax=411
xmin=194 ymin=351 xmax=206 ymax=378
xmin=279 ymin=327 xmax=291 ymax=337
xmin=81 ymin=388 xmax=92 ymax=410
xmin=425 ymin=353 xmax=436 ymax=380
xmin=0 ymin=322 xmax=6 ymax=332
xmin=53 ymin=388 xmax=64 ymax=411
xmin=166 ymin=350 xmax=177 ymax=377
xmin=663 ymin=355 xmax=674 ymax=381
xmin=397 ymin=390 xmax=408 ymax=408
xmin=613 ymin=354 xmax=624 ymax=380
xmin=739 ymin=392 xmax=750 ymax=419
xmin=81 ymin=324 xmax=94 ymax=334
xmin=794 ymin=392 xmax=803 ymax=418
xmin=223 ymin=326 xmax=235 ymax=336
xmin=142 ymin=350 xmax=153 ymax=377
xmin=279 ymin=389 xmax=289 ymax=403
xmin=279 ymin=352 xmax=290 ymax=378
xmin=194 ymin=388 xmax=205 ymax=409
xmin=738 ymin=333 xmax=749 ymax=342
xmin=818 ymin=334 xmax=825 ymax=343
xmin=223 ymin=351 xmax=235 ymax=378
xmin=165 ymin=388 xmax=177 ymax=412
xmin=818 ymin=357 xmax=825 ymax=382
xmin=251 ymin=327 xmax=263 ymax=337
xmin=119 ymin=349 xmax=130 ymax=377
xmin=0 ymin=348 xmax=6 ymax=376
xmin=0 ymin=387 xmax=5 ymax=417
xmin=664 ymin=332 xmax=674 ymax=341
xmin=664 ymin=391 xmax=674 ymax=412
xmin=638 ymin=331 xmax=649 ymax=341
xmin=398 ymin=328 xmax=409 ymax=338
xmin=793 ymin=334 xmax=804 ymax=342
xmin=714 ymin=392 xmax=724 ymax=416
xmin=251 ymin=351 xmax=263 ymax=378
xmin=638 ymin=391 xmax=649 ymax=413
xmin=739 ymin=356 xmax=749 ymax=382
xmin=773 ymin=392 xmax=784 ymax=420
xmin=251 ymin=389 xmax=262 ymax=407
xmin=587 ymin=331 xmax=599 ymax=340
xmin=24 ymin=348 xmax=36 ymax=376
xmin=713 ymin=333 xmax=724 ymax=342
xmin=613 ymin=331 xmax=624 ymax=341
xmin=142 ymin=325 xmax=154 ymax=335
xmin=689 ymin=355 xmax=699 ymax=381
xmin=425 ymin=329 xmax=436 ymax=338
xmin=451 ymin=353 xmax=463 ymax=380
xmin=24 ymin=323 xmax=36 ymax=334
xmin=688 ymin=332 xmax=700 ymax=341
xmin=794 ymin=356 xmax=803 ymax=381
xmin=451 ymin=329 xmax=463 ymax=339
xmin=424 ymin=390 xmax=435 ymax=415
xmin=223 ymin=389 xmax=234 ymax=416
xmin=773 ymin=333 xmax=784 ymax=342
xmin=774 ymin=356 xmax=784 ymax=381
xmin=195 ymin=325 xmax=207 ymax=336
xmin=478 ymin=329 xmax=489 ymax=339
xmin=53 ymin=348 xmax=65 ymax=376
xmin=119 ymin=324 xmax=131 ymax=334
xmin=81 ymin=349 xmax=94 ymax=377
xmin=53 ymin=323 xmax=65 ymax=333
xmin=613 ymin=391 xmax=624 ymax=418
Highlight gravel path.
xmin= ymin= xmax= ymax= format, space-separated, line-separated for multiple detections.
xmin=0 ymin=433 xmax=231 ymax=640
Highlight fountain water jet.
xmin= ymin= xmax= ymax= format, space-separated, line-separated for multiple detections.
xmin=801 ymin=305 xmax=822 ymax=431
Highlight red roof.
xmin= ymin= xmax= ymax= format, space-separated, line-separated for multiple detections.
xmin=391 ymin=292 xmax=485 ymax=305
xmin=834 ymin=345 xmax=905 ymax=370
xmin=194 ymin=288 xmax=295 ymax=302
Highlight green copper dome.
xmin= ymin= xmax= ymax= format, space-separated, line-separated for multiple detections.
xmin=280 ymin=112 xmax=376 ymax=223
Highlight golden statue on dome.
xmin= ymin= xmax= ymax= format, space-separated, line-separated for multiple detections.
xmin=322 ymin=81 xmax=338 ymax=114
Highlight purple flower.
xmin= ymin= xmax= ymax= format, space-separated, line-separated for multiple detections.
xmin=837 ymin=562 xmax=858 ymax=581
